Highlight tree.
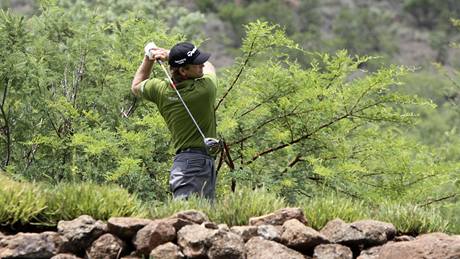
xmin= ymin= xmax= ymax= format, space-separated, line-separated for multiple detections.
xmin=0 ymin=1 xmax=455 ymax=207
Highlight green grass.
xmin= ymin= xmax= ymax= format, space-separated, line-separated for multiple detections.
xmin=0 ymin=175 xmax=146 ymax=226
xmin=150 ymin=187 xmax=286 ymax=226
xmin=299 ymin=194 xmax=368 ymax=230
xmin=0 ymin=175 xmax=455 ymax=234
xmin=43 ymin=182 xmax=148 ymax=224
xmin=373 ymin=202 xmax=450 ymax=235
xmin=0 ymin=176 xmax=48 ymax=225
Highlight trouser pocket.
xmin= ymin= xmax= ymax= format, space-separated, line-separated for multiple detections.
xmin=169 ymin=153 xmax=215 ymax=199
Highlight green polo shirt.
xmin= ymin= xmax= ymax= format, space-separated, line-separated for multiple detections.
xmin=139 ymin=73 xmax=217 ymax=152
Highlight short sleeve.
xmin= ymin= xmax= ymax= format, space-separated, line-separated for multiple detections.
xmin=202 ymin=73 xmax=217 ymax=88
xmin=139 ymin=78 xmax=164 ymax=103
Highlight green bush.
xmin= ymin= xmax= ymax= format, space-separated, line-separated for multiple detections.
xmin=44 ymin=182 xmax=147 ymax=224
xmin=0 ymin=175 xmax=146 ymax=226
xmin=0 ymin=175 xmax=48 ymax=225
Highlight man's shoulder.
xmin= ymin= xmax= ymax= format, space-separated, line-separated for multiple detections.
xmin=140 ymin=77 xmax=169 ymax=101
xmin=199 ymin=73 xmax=217 ymax=86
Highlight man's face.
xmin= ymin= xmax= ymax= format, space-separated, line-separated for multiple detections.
xmin=182 ymin=63 xmax=204 ymax=79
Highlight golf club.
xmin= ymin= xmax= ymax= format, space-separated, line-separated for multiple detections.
xmin=145 ymin=42 xmax=221 ymax=155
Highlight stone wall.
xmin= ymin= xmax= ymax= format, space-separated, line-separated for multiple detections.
xmin=0 ymin=208 xmax=458 ymax=258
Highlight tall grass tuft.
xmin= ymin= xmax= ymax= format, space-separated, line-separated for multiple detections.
xmin=0 ymin=175 xmax=146 ymax=226
xmin=211 ymin=187 xmax=286 ymax=226
xmin=150 ymin=187 xmax=286 ymax=226
xmin=299 ymin=194 xmax=369 ymax=230
xmin=43 ymin=182 xmax=147 ymax=224
xmin=0 ymin=175 xmax=48 ymax=225
xmin=373 ymin=202 xmax=450 ymax=235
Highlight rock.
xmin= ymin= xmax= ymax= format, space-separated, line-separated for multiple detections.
xmin=51 ymin=253 xmax=82 ymax=259
xmin=169 ymin=210 xmax=209 ymax=224
xmin=281 ymin=219 xmax=330 ymax=253
xmin=245 ymin=236 xmax=307 ymax=259
xmin=177 ymin=224 xmax=218 ymax=258
xmin=120 ymin=254 xmax=141 ymax=259
xmin=257 ymin=224 xmax=281 ymax=242
xmin=202 ymin=221 xmax=219 ymax=229
xmin=313 ymin=244 xmax=353 ymax=259
xmin=58 ymin=215 xmax=107 ymax=254
xmin=207 ymin=230 xmax=245 ymax=259
xmin=133 ymin=220 xmax=176 ymax=256
xmin=107 ymin=217 xmax=153 ymax=240
xmin=87 ymin=233 xmax=126 ymax=259
xmin=366 ymin=233 xmax=460 ymax=259
xmin=231 ymin=226 xmax=258 ymax=242
xmin=149 ymin=242 xmax=184 ymax=259
xmin=394 ymin=235 xmax=415 ymax=242
xmin=249 ymin=208 xmax=308 ymax=226
xmin=0 ymin=232 xmax=64 ymax=258
xmin=163 ymin=217 xmax=195 ymax=232
xmin=218 ymin=224 xmax=230 ymax=232
xmin=357 ymin=245 xmax=382 ymax=259
xmin=320 ymin=219 xmax=396 ymax=247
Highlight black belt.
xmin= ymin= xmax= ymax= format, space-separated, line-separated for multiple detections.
xmin=176 ymin=147 xmax=208 ymax=155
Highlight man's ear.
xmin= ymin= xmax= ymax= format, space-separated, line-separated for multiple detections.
xmin=178 ymin=67 xmax=187 ymax=77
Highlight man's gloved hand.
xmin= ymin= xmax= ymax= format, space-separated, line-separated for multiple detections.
xmin=144 ymin=42 xmax=157 ymax=60
xmin=144 ymin=42 xmax=169 ymax=62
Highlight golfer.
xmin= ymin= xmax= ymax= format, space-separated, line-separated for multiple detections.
xmin=131 ymin=42 xmax=217 ymax=200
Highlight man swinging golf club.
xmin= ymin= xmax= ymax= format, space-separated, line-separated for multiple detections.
xmin=131 ymin=42 xmax=219 ymax=200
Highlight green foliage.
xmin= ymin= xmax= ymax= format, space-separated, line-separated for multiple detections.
xmin=0 ymin=1 xmax=458 ymax=233
xmin=0 ymin=175 xmax=145 ymax=226
xmin=150 ymin=187 xmax=286 ymax=226
xmin=332 ymin=7 xmax=397 ymax=58
xmin=0 ymin=0 xmax=185 ymax=200
xmin=216 ymin=21 xmax=447 ymax=206
xmin=216 ymin=0 xmax=320 ymax=48
xmin=299 ymin=194 xmax=367 ymax=230
xmin=0 ymin=174 xmax=455 ymax=234
xmin=374 ymin=202 xmax=450 ymax=234
xmin=0 ymin=175 xmax=47 ymax=225
xmin=403 ymin=0 xmax=460 ymax=63
xmin=403 ymin=0 xmax=460 ymax=29
xmin=44 ymin=181 xmax=147 ymax=223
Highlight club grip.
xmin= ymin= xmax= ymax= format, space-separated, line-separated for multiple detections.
xmin=144 ymin=42 xmax=158 ymax=59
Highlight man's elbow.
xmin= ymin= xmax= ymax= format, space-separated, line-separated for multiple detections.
xmin=131 ymin=83 xmax=141 ymax=97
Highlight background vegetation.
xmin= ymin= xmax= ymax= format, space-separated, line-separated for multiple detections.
xmin=0 ymin=0 xmax=458 ymax=234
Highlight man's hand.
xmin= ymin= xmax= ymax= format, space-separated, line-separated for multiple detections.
xmin=144 ymin=42 xmax=169 ymax=62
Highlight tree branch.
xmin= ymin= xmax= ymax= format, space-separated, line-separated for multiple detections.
xmin=121 ymin=97 xmax=138 ymax=118
xmin=0 ymin=79 xmax=11 ymax=167
xmin=215 ymin=38 xmax=257 ymax=111
xmin=248 ymin=112 xmax=351 ymax=164
xmin=420 ymin=193 xmax=458 ymax=207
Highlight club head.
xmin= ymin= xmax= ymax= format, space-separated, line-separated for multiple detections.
xmin=204 ymin=138 xmax=222 ymax=156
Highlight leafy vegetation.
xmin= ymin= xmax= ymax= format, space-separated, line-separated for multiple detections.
xmin=0 ymin=0 xmax=458 ymax=234
xmin=0 ymin=175 xmax=145 ymax=226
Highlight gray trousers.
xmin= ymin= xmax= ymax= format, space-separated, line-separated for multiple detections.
xmin=169 ymin=150 xmax=216 ymax=200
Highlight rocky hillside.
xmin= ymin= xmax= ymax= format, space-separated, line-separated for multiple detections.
xmin=0 ymin=208 xmax=458 ymax=258
xmin=5 ymin=0 xmax=460 ymax=69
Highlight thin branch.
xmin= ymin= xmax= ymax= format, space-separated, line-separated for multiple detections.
xmin=215 ymin=38 xmax=257 ymax=111
xmin=237 ymin=88 xmax=297 ymax=119
xmin=420 ymin=193 xmax=458 ymax=207
xmin=72 ymin=51 xmax=86 ymax=108
xmin=0 ymin=79 xmax=11 ymax=167
xmin=229 ymin=110 xmax=310 ymax=146
xmin=121 ymin=97 xmax=138 ymax=118
xmin=248 ymin=112 xmax=351 ymax=164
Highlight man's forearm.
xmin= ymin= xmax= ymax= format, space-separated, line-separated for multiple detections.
xmin=131 ymin=56 xmax=154 ymax=96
